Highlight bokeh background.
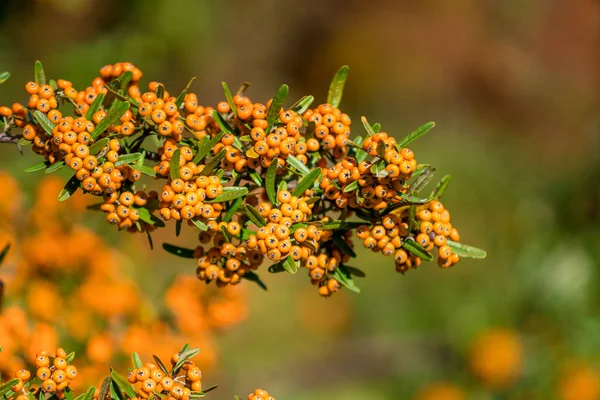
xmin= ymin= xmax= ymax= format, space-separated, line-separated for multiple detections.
xmin=1 ymin=0 xmax=600 ymax=399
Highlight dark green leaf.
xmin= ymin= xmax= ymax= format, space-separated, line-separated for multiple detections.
xmin=343 ymin=180 xmax=359 ymax=193
xmin=292 ymin=168 xmax=321 ymax=197
xmin=135 ymin=207 xmax=165 ymax=227
xmin=223 ymin=196 xmax=244 ymax=222
xmin=243 ymin=205 xmax=266 ymax=227
xmin=58 ymin=175 xmax=79 ymax=202
xmin=268 ymin=262 xmax=286 ymax=273
xmin=162 ymin=243 xmax=195 ymax=258
xmin=34 ymin=60 xmax=46 ymax=85
xmin=221 ymin=82 xmax=237 ymax=117
xmin=155 ymin=84 xmax=165 ymax=100
xmin=332 ymin=233 xmax=357 ymax=258
xmin=430 ymin=175 xmax=451 ymax=200
xmin=397 ymin=121 xmax=435 ymax=149
xmin=286 ymin=154 xmax=311 ymax=176
xmin=175 ymin=77 xmax=196 ymax=108
xmin=33 ymin=110 xmax=55 ymax=135
xmin=194 ymin=132 xmax=224 ymax=164
xmin=327 ymin=65 xmax=350 ymax=108
xmin=115 ymin=152 xmax=142 ymax=167
xmin=361 ymin=116 xmax=376 ymax=137
xmin=242 ymin=271 xmax=267 ymax=291
xmin=447 ymin=240 xmax=487 ymax=259
xmin=152 ymin=355 xmax=169 ymax=374
xmin=402 ymin=239 xmax=433 ymax=261
xmin=212 ymin=110 xmax=233 ymax=134
xmin=175 ymin=219 xmax=182 ymax=237
xmin=110 ymin=370 xmax=136 ymax=398
xmin=266 ymin=85 xmax=289 ymax=131
xmin=0 ymin=243 xmax=10 ymax=267
xmin=282 ymin=255 xmax=299 ymax=274
xmin=89 ymin=137 xmax=110 ymax=155
xmin=86 ymin=93 xmax=105 ymax=121
xmin=91 ymin=101 xmax=130 ymax=140
xmin=290 ymin=95 xmax=314 ymax=114
xmin=333 ymin=266 xmax=361 ymax=293
xmin=265 ymin=158 xmax=279 ymax=204
xmin=199 ymin=148 xmax=226 ymax=176
xmin=170 ymin=149 xmax=181 ymax=180
xmin=408 ymin=165 xmax=436 ymax=195
xmin=25 ymin=161 xmax=49 ymax=172
xmin=344 ymin=266 xmax=366 ymax=277
xmin=0 ymin=72 xmax=10 ymax=85
xmin=191 ymin=219 xmax=208 ymax=231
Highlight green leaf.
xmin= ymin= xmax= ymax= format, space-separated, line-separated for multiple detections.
xmin=193 ymin=384 xmax=219 ymax=397
xmin=135 ymin=207 xmax=165 ymax=227
xmin=265 ymin=158 xmax=279 ymax=204
xmin=98 ymin=377 xmax=111 ymax=400
xmin=221 ymin=81 xmax=237 ymax=117
xmin=412 ymin=164 xmax=432 ymax=178
xmin=175 ymin=219 xmax=182 ymax=237
xmin=268 ymin=262 xmax=286 ymax=273
xmin=58 ymin=175 xmax=79 ymax=202
xmin=408 ymin=205 xmax=416 ymax=233
xmin=286 ymin=154 xmax=311 ymax=176
xmin=86 ymin=93 xmax=105 ymax=121
xmin=361 ymin=116 xmax=376 ymax=137
xmin=402 ymin=239 xmax=433 ymax=261
xmin=371 ymin=122 xmax=381 ymax=133
xmin=114 ymin=152 xmax=142 ymax=167
xmin=173 ymin=348 xmax=201 ymax=373
xmin=212 ymin=110 xmax=233 ymax=134
xmin=175 ymin=77 xmax=196 ymax=108
xmin=282 ymin=255 xmax=299 ymax=274
xmin=49 ymin=79 xmax=58 ymax=90
xmin=64 ymin=387 xmax=75 ymax=400
xmin=430 ymin=175 xmax=451 ymax=200
xmin=162 ymin=243 xmax=195 ymax=258
xmin=333 ymin=266 xmax=360 ymax=293
xmin=343 ymin=180 xmax=359 ymax=193
xmin=344 ymin=266 xmax=366 ymax=277
xmin=447 ymin=240 xmax=487 ymax=259
xmin=292 ymin=168 xmax=321 ymax=197
xmin=0 ymin=243 xmax=10 ymax=267
xmin=0 ymin=379 xmax=19 ymax=398
xmin=155 ymin=84 xmax=165 ymax=100
xmin=194 ymin=132 xmax=224 ymax=164
xmin=243 ymin=205 xmax=266 ymax=227
xmin=34 ymin=60 xmax=46 ymax=85
xmin=206 ymin=186 xmax=248 ymax=203
xmin=249 ymin=170 xmax=263 ymax=186
xmin=397 ymin=121 xmax=435 ymax=149
xmin=90 ymin=101 xmax=130 ymax=139
xmin=65 ymin=351 xmax=75 ymax=364
xmin=242 ymin=271 xmax=267 ymax=291
xmin=34 ymin=110 xmax=55 ymax=135
xmin=25 ymin=161 xmax=49 ymax=172
xmin=0 ymin=72 xmax=10 ymax=85
xmin=266 ymin=84 xmax=289 ymax=131
xmin=290 ymin=95 xmax=314 ymax=115
xmin=169 ymin=149 xmax=181 ymax=180
xmin=152 ymin=355 xmax=169 ymax=374
xmin=130 ymin=163 xmax=157 ymax=177
xmin=77 ymin=386 xmax=96 ymax=400
xmin=191 ymin=219 xmax=208 ymax=231
xmin=110 ymin=370 xmax=136 ymax=398
xmin=223 ymin=196 xmax=244 ymax=222
xmin=332 ymin=233 xmax=356 ymax=258
xmin=408 ymin=165 xmax=436 ymax=195
xmin=370 ymin=160 xmax=387 ymax=177
xmin=327 ymin=65 xmax=350 ymax=108
xmin=132 ymin=352 xmax=143 ymax=368
xmin=199 ymin=148 xmax=226 ymax=176
xmin=89 ymin=137 xmax=110 ymax=155
xmin=18 ymin=137 xmax=31 ymax=146
xmin=376 ymin=141 xmax=387 ymax=159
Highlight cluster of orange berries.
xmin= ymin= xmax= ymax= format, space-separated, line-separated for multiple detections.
xmin=0 ymin=61 xmax=479 ymax=297
xmin=9 ymin=348 xmax=77 ymax=399
xmin=414 ymin=200 xmax=461 ymax=268
xmin=247 ymin=388 xmax=276 ymax=400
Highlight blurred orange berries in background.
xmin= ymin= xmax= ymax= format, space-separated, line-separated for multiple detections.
xmin=413 ymin=382 xmax=465 ymax=400
xmin=0 ymin=172 xmax=248 ymax=386
xmin=558 ymin=362 xmax=600 ymax=400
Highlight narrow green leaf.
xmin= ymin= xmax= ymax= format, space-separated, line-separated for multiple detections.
xmin=402 ymin=239 xmax=433 ymax=261
xmin=175 ymin=77 xmax=196 ymax=108
xmin=223 ymin=196 xmax=244 ymax=222
xmin=155 ymin=84 xmax=165 ymax=100
xmin=174 ymin=348 xmax=201 ymax=372
xmin=332 ymin=233 xmax=357 ymax=258
xmin=81 ymin=386 xmax=96 ymax=400
xmin=327 ymin=65 xmax=350 ymax=108
xmin=447 ymin=240 xmax=487 ymax=259
xmin=412 ymin=164 xmax=432 ymax=178
xmin=290 ymin=95 xmax=314 ymax=115
xmin=18 ymin=137 xmax=31 ymax=146
xmin=0 ymin=379 xmax=19 ymax=397
xmin=286 ymin=154 xmax=311 ymax=176
xmin=278 ymin=179 xmax=288 ymax=194
xmin=249 ymin=170 xmax=263 ymax=186
xmin=89 ymin=137 xmax=110 ymax=155
xmin=221 ymin=81 xmax=237 ymax=117
xmin=175 ymin=219 xmax=182 ymax=237
xmin=344 ymin=266 xmax=366 ymax=277
xmin=90 ymin=101 xmax=130 ymax=139
xmin=34 ymin=60 xmax=46 ymax=85
xmin=199 ymin=148 xmax=226 ymax=176
xmin=0 ymin=243 xmax=10 ymax=267
xmin=152 ymin=355 xmax=169 ymax=374
xmin=65 ymin=351 xmax=75 ymax=364
xmin=430 ymin=175 xmax=451 ymax=200
xmin=25 ymin=161 xmax=49 ymax=172
xmin=266 ymin=84 xmax=289 ymax=131
xmin=58 ymin=175 xmax=79 ymax=202
xmin=292 ymin=168 xmax=321 ymax=197
xmin=397 ymin=121 xmax=435 ymax=149
xmin=191 ymin=219 xmax=208 ymax=231
xmin=333 ymin=266 xmax=361 ymax=293
xmin=162 ymin=243 xmax=195 ymax=258
xmin=194 ymin=132 xmax=224 ymax=164
xmin=132 ymin=352 xmax=143 ymax=368
xmin=343 ymin=180 xmax=359 ymax=193
xmin=243 ymin=205 xmax=266 ymax=227
xmin=130 ymin=163 xmax=157 ymax=177
xmin=268 ymin=262 xmax=286 ymax=273
xmin=212 ymin=110 xmax=233 ymax=134
xmin=361 ymin=116 xmax=376 ymax=137
xmin=170 ymin=149 xmax=181 ymax=180
xmin=135 ymin=207 xmax=165 ymax=227
xmin=220 ymin=225 xmax=232 ymax=242
xmin=86 ymin=93 xmax=105 ymax=121
xmin=34 ymin=110 xmax=55 ymax=135
xmin=242 ymin=271 xmax=268 ymax=291
xmin=98 ymin=377 xmax=111 ymax=400
xmin=195 ymin=384 xmax=218 ymax=396
xmin=282 ymin=255 xmax=299 ymax=274
xmin=408 ymin=205 xmax=416 ymax=233
xmin=408 ymin=165 xmax=436 ymax=195
xmin=265 ymin=158 xmax=279 ymax=204
xmin=49 ymin=79 xmax=58 ymax=90
xmin=114 ymin=152 xmax=142 ymax=167
xmin=110 ymin=370 xmax=137 ymax=398
xmin=0 ymin=72 xmax=10 ymax=85
xmin=371 ymin=122 xmax=381 ymax=133
xmin=376 ymin=141 xmax=387 ymax=159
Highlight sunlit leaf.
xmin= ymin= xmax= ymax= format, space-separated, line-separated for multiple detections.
xmin=282 ymin=255 xmax=299 ymax=274
xmin=361 ymin=116 xmax=376 ymax=137
xmin=396 ymin=121 xmax=435 ymax=149
xmin=212 ymin=110 xmax=233 ymax=134
xmin=286 ymin=154 xmax=311 ymax=176
xmin=115 ymin=152 xmax=142 ymax=167
xmin=221 ymin=81 xmax=237 ymax=117
xmin=266 ymin=84 xmax=288 ymax=131
xmin=58 ymin=175 xmax=79 ymax=202
xmin=86 ymin=93 xmax=105 ymax=121
xmin=333 ymin=266 xmax=360 ymax=293
xmin=206 ymin=186 xmax=248 ymax=203
xmin=327 ymin=65 xmax=350 ymax=108
xmin=447 ymin=240 xmax=487 ymax=259
xmin=430 ymin=175 xmax=451 ymax=200
xmin=131 ymin=352 xmax=143 ymax=369
xmin=402 ymin=239 xmax=433 ymax=261
xmin=110 ymin=370 xmax=137 ymax=398
xmin=408 ymin=165 xmax=436 ymax=195
xmin=243 ymin=205 xmax=266 ymax=227
xmin=33 ymin=110 xmax=55 ymax=135
xmin=290 ymin=95 xmax=314 ymax=115
xmin=34 ymin=60 xmax=46 ymax=85
xmin=0 ymin=72 xmax=10 ymax=85
xmin=91 ymin=101 xmax=130 ymax=139
xmin=292 ymin=168 xmax=321 ymax=197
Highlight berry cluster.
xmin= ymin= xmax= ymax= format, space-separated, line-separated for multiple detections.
xmin=248 ymin=388 xmax=276 ymax=400
xmin=0 ymin=61 xmax=486 ymax=297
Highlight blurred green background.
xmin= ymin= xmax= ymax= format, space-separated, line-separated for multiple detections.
xmin=1 ymin=0 xmax=600 ymax=399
